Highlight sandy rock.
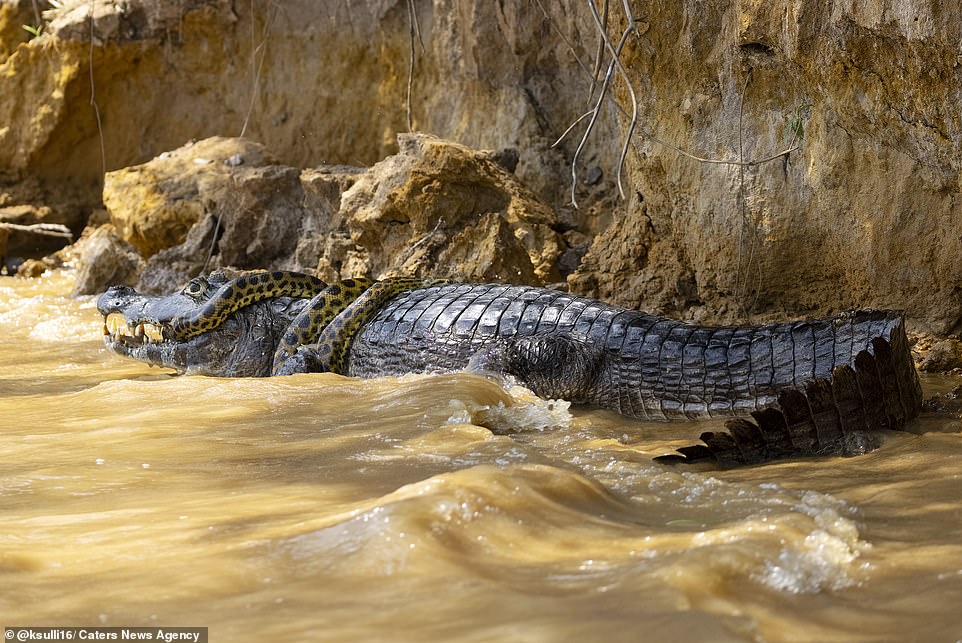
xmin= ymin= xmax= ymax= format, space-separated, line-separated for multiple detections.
xmin=918 ymin=339 xmax=962 ymax=373
xmin=103 ymin=137 xmax=277 ymax=257
xmin=78 ymin=134 xmax=565 ymax=293
xmin=132 ymin=160 xmax=366 ymax=293
xmin=0 ymin=0 xmax=611 ymax=231
xmin=0 ymin=0 xmax=33 ymax=62
xmin=134 ymin=215 xmax=220 ymax=295
xmin=14 ymin=258 xmax=46 ymax=277
xmin=587 ymin=1 xmax=962 ymax=331
xmin=7 ymin=0 xmax=962 ymax=336
xmin=69 ymin=224 xmax=144 ymax=296
xmin=340 ymin=134 xmax=562 ymax=283
xmin=436 ymin=213 xmax=539 ymax=284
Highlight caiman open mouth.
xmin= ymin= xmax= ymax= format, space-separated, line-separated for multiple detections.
xmin=102 ymin=311 xmax=169 ymax=346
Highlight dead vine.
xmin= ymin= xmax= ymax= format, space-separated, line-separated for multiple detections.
xmin=89 ymin=0 xmax=106 ymax=180
xmin=405 ymin=0 xmax=425 ymax=131
xmin=240 ymin=0 xmax=279 ymax=138
xmin=545 ymin=1 xmax=804 ymax=210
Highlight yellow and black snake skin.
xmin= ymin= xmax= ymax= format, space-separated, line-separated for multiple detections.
xmin=307 ymin=277 xmax=447 ymax=374
xmin=170 ymin=271 xmax=328 ymax=340
xmin=169 ymin=271 xmax=443 ymax=375
xmin=270 ymin=277 xmax=374 ymax=373
xmin=271 ymin=277 xmax=446 ymax=375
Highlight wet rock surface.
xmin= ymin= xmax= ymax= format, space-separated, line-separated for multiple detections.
xmin=103 ymin=137 xmax=279 ymax=258
xmin=917 ymin=337 xmax=962 ymax=373
xmin=338 ymin=134 xmax=562 ymax=284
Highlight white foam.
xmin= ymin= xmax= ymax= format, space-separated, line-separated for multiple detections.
xmin=477 ymin=385 xmax=572 ymax=434
xmin=757 ymin=525 xmax=864 ymax=593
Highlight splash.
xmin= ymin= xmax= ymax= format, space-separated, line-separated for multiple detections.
xmin=443 ymin=383 xmax=572 ymax=434
xmin=754 ymin=489 xmax=869 ymax=593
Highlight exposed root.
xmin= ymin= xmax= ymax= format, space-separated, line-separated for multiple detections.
xmin=586 ymin=0 xmax=637 ymax=203
xmin=89 ymin=0 xmax=105 ymax=179
xmin=0 ymin=222 xmax=73 ymax=239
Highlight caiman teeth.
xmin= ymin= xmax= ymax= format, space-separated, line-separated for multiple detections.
xmin=140 ymin=322 xmax=165 ymax=342
xmin=102 ymin=312 xmax=166 ymax=344
xmin=104 ymin=312 xmax=127 ymax=338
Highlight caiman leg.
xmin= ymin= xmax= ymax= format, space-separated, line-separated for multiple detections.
xmin=485 ymin=312 xmax=922 ymax=465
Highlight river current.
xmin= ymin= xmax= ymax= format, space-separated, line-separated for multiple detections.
xmin=1 ymin=271 xmax=960 ymax=642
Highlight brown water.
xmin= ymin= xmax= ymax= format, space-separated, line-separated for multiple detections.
xmin=1 ymin=271 xmax=961 ymax=642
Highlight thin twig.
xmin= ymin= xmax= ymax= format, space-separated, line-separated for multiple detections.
xmin=568 ymin=46 xmax=619 ymax=208
xmin=611 ymin=24 xmax=637 ymax=200
xmin=734 ymin=70 xmax=753 ymax=317
xmin=587 ymin=0 xmax=636 ymax=199
xmin=241 ymin=0 xmax=255 ymax=136
xmin=408 ymin=217 xmax=444 ymax=254
xmin=408 ymin=0 xmax=424 ymax=52
xmin=550 ymin=0 xmax=806 ymax=203
xmin=653 ymin=137 xmax=800 ymax=166
xmin=240 ymin=0 xmax=278 ymax=138
xmin=397 ymin=217 xmax=444 ymax=268
xmin=586 ymin=0 xmax=608 ymax=107
xmin=0 ymin=222 xmax=73 ymax=239
xmin=89 ymin=0 xmax=106 ymax=179
xmin=405 ymin=0 xmax=419 ymax=131
xmin=551 ymin=110 xmax=594 ymax=148
xmin=619 ymin=0 xmax=635 ymax=28
xmin=201 ymin=213 xmax=221 ymax=274
xmin=30 ymin=0 xmax=41 ymax=27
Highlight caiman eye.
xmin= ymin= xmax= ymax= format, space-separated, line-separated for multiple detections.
xmin=183 ymin=278 xmax=208 ymax=297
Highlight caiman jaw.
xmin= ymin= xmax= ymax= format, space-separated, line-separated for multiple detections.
xmin=102 ymin=311 xmax=168 ymax=346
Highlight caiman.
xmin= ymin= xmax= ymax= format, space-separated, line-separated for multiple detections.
xmin=97 ymin=270 xmax=923 ymax=465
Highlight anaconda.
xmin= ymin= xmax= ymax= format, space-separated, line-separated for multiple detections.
xmin=170 ymin=270 xmax=326 ymax=340
xmin=271 ymin=277 xmax=374 ymax=374
xmin=97 ymin=271 xmax=923 ymax=465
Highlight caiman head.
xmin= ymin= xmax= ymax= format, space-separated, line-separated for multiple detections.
xmin=97 ymin=272 xmax=308 ymax=377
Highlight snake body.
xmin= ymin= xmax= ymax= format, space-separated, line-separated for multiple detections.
xmin=170 ymin=271 xmax=327 ymax=339
xmin=271 ymin=277 xmax=374 ymax=373
xmin=171 ymin=273 xmax=446 ymax=376
xmin=305 ymin=277 xmax=448 ymax=374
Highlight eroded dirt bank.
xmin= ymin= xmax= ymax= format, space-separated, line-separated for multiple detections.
xmin=1 ymin=0 xmax=960 ymax=338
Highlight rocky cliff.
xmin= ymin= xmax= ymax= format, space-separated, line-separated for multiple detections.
xmin=1 ymin=0 xmax=960 ymax=336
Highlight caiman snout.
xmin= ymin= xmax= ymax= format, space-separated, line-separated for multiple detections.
xmin=96 ymin=285 xmax=167 ymax=345
xmin=97 ymin=285 xmax=139 ymax=315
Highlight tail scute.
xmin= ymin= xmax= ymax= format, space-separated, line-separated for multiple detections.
xmin=656 ymin=312 xmax=921 ymax=466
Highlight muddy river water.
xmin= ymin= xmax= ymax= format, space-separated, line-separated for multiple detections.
xmin=1 ymin=271 xmax=961 ymax=642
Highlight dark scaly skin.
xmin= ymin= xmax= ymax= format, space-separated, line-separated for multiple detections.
xmin=97 ymin=276 xmax=923 ymax=465
xmin=346 ymin=284 xmax=922 ymax=464
xmin=347 ymin=284 xmax=876 ymax=416
xmin=170 ymin=271 xmax=327 ymax=339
